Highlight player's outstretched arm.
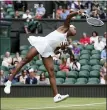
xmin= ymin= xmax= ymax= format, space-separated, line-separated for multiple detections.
xmin=64 ymin=11 xmax=79 ymax=28
xmin=63 ymin=10 xmax=83 ymax=29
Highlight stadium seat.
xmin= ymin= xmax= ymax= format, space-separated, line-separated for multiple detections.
xmin=4 ymin=71 xmax=9 ymax=77
xmin=54 ymin=65 xmax=59 ymax=72
xmin=79 ymin=70 xmax=89 ymax=78
xmin=63 ymin=78 xmax=76 ymax=84
xmin=35 ymin=60 xmax=43 ymax=66
xmin=33 ymin=56 xmax=39 ymax=61
xmin=75 ymin=55 xmax=80 ymax=60
xmin=76 ymin=78 xmax=87 ymax=83
xmin=88 ymin=78 xmax=100 ymax=84
xmin=90 ymin=54 xmax=100 ymax=60
xmin=79 ymin=59 xmax=89 ymax=66
xmin=80 ymin=54 xmax=90 ymax=60
xmin=7 ymin=4 xmax=13 ymax=8
xmin=7 ymin=8 xmax=14 ymax=13
xmin=75 ymin=81 xmax=87 ymax=84
xmin=56 ymin=78 xmax=65 ymax=84
xmin=67 ymin=71 xmax=78 ymax=78
xmin=91 ymin=65 xmax=102 ymax=71
xmin=5 ymin=15 xmax=12 ymax=19
xmin=80 ymin=50 xmax=90 ymax=55
xmin=1 ymin=55 xmax=4 ymax=60
xmin=36 ymin=71 xmax=43 ymax=75
xmin=21 ymin=50 xmax=28 ymax=55
xmin=9 ymin=11 xmax=15 ymax=17
xmin=30 ymin=65 xmax=38 ymax=70
xmin=45 ymin=72 xmax=49 ymax=78
xmin=56 ymin=71 xmax=66 ymax=79
xmin=89 ymin=59 xmax=100 ymax=66
xmin=91 ymin=50 xmax=101 ymax=55
xmin=38 ymin=65 xmax=47 ymax=72
xmin=89 ymin=70 xmax=100 ymax=78
xmin=77 ymin=45 xmax=84 ymax=51
xmin=12 ymin=82 xmax=23 ymax=85
xmin=81 ymin=65 xmax=91 ymax=72
xmin=87 ymin=81 xmax=99 ymax=84
xmin=45 ymin=71 xmax=57 ymax=78
xmin=85 ymin=44 xmax=94 ymax=51
xmin=10 ymin=53 xmax=15 ymax=58
xmin=0 ymin=66 xmax=9 ymax=71
xmin=20 ymin=45 xmax=29 ymax=51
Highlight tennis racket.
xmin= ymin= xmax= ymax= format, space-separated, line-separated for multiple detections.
xmin=82 ymin=13 xmax=104 ymax=27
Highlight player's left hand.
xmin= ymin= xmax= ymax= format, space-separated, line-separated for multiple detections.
xmin=60 ymin=42 xmax=68 ymax=50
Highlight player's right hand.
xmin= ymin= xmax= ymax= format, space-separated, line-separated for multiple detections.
xmin=78 ymin=9 xmax=84 ymax=15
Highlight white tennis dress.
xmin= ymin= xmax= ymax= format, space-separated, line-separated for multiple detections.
xmin=28 ymin=30 xmax=67 ymax=57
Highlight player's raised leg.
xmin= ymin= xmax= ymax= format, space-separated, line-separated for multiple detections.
xmin=4 ymin=47 xmax=39 ymax=94
xmin=42 ymin=56 xmax=69 ymax=103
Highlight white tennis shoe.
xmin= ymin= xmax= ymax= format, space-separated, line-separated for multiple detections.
xmin=54 ymin=94 xmax=69 ymax=103
xmin=4 ymin=80 xmax=12 ymax=94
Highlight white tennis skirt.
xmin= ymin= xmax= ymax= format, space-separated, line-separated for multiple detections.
xmin=28 ymin=36 xmax=55 ymax=57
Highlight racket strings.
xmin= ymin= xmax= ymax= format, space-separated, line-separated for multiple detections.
xmin=87 ymin=17 xmax=104 ymax=26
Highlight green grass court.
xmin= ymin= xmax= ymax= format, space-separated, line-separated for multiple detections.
xmin=1 ymin=98 xmax=106 ymax=110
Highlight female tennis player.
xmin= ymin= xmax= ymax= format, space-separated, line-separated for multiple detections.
xmin=4 ymin=10 xmax=83 ymax=103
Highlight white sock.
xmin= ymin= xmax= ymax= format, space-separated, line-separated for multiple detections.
xmin=7 ymin=80 xmax=12 ymax=85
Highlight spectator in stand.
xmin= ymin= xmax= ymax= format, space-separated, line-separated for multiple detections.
xmin=66 ymin=55 xmax=74 ymax=66
xmin=56 ymin=5 xmax=63 ymax=19
xmin=100 ymin=62 xmax=107 ymax=84
xmin=13 ymin=52 xmax=22 ymax=64
xmin=90 ymin=31 xmax=99 ymax=44
xmin=13 ymin=1 xmax=27 ymax=12
xmin=0 ymin=70 xmax=6 ymax=85
xmin=79 ymin=32 xmax=90 ymax=46
xmin=22 ymin=9 xmax=32 ymax=34
xmin=4 ymin=0 xmax=13 ymax=5
xmin=2 ymin=51 xmax=12 ymax=67
xmin=14 ymin=11 xmax=21 ymax=19
xmin=25 ymin=68 xmax=37 ymax=84
xmin=72 ymin=42 xmax=80 ymax=56
xmin=69 ymin=1 xmax=80 ymax=10
xmin=60 ymin=9 xmax=69 ymax=20
xmin=38 ymin=73 xmax=50 ymax=85
xmin=102 ymin=32 xmax=107 ymax=46
xmin=19 ymin=69 xmax=28 ymax=84
xmin=66 ymin=5 xmax=70 ymax=15
xmin=28 ymin=68 xmax=40 ymax=81
xmin=69 ymin=58 xmax=81 ymax=71
xmin=53 ymin=53 xmax=60 ymax=65
xmin=84 ymin=5 xmax=91 ymax=15
xmin=13 ymin=61 xmax=19 ymax=67
xmin=0 ymin=7 xmax=5 ymax=18
xmin=90 ymin=10 xmax=100 ymax=18
xmin=101 ymin=46 xmax=107 ymax=63
xmin=35 ymin=3 xmax=46 ymax=19
xmin=7 ymin=67 xmax=19 ymax=84
xmin=67 ymin=38 xmax=73 ymax=49
xmin=59 ymin=57 xmax=69 ymax=73
xmin=22 ymin=9 xmax=32 ymax=19
xmin=94 ymin=37 xmax=105 ymax=51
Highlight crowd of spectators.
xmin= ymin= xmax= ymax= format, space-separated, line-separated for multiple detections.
xmin=0 ymin=1 xmax=107 ymax=20
xmin=56 ymin=1 xmax=107 ymax=20
xmin=0 ymin=31 xmax=107 ymax=85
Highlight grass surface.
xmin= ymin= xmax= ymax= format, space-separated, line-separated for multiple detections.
xmin=1 ymin=98 xmax=106 ymax=110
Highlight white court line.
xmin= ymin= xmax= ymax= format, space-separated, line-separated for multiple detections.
xmin=17 ymin=102 xmax=106 ymax=110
